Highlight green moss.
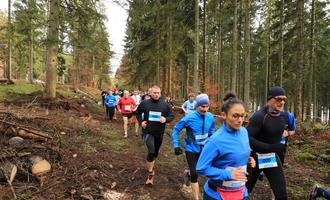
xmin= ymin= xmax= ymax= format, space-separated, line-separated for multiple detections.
xmin=295 ymin=151 xmax=317 ymax=162
xmin=0 ymin=83 xmax=42 ymax=101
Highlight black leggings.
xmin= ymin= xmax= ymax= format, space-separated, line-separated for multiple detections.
xmin=143 ymin=133 xmax=163 ymax=162
xmin=247 ymin=153 xmax=287 ymax=200
xmin=107 ymin=107 xmax=115 ymax=120
xmin=185 ymin=151 xmax=200 ymax=183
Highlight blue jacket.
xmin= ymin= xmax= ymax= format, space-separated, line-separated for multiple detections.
xmin=105 ymin=95 xmax=117 ymax=107
xmin=286 ymin=111 xmax=296 ymax=131
xmin=172 ymin=111 xmax=215 ymax=153
xmin=196 ymin=124 xmax=250 ymax=200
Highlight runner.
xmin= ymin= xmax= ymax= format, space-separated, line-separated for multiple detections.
xmin=196 ymin=92 xmax=256 ymax=200
xmin=117 ymin=90 xmax=136 ymax=138
xmin=135 ymin=85 xmax=174 ymax=185
xmin=101 ymin=89 xmax=109 ymax=107
xmin=104 ymin=90 xmax=117 ymax=120
xmin=181 ymin=93 xmax=196 ymax=115
xmin=165 ymin=95 xmax=174 ymax=109
xmin=246 ymin=86 xmax=291 ymax=200
xmin=132 ymin=89 xmax=142 ymax=137
xmin=172 ymin=93 xmax=215 ymax=200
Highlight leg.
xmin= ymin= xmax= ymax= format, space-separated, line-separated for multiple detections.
xmin=109 ymin=107 xmax=115 ymax=120
xmin=134 ymin=118 xmax=139 ymax=136
xmin=143 ymin=133 xmax=156 ymax=185
xmin=106 ymin=105 xmax=109 ymax=117
xmin=263 ymin=156 xmax=287 ymax=200
xmin=186 ymin=151 xmax=201 ymax=200
xmin=123 ymin=116 xmax=128 ymax=137
xmin=246 ymin=165 xmax=262 ymax=193
xmin=153 ymin=135 xmax=163 ymax=159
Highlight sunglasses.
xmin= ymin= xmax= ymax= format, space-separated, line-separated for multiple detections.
xmin=274 ymin=97 xmax=287 ymax=102
xmin=231 ymin=113 xmax=247 ymax=121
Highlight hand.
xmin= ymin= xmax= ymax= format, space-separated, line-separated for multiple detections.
xmin=174 ymin=147 xmax=183 ymax=155
xmin=141 ymin=121 xmax=147 ymax=128
xmin=231 ymin=168 xmax=247 ymax=182
xmin=118 ymin=109 xmax=122 ymax=113
xmin=282 ymin=130 xmax=289 ymax=137
xmin=160 ymin=116 xmax=166 ymax=123
xmin=248 ymin=157 xmax=256 ymax=168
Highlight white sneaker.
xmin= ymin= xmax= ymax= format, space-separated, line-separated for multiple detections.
xmin=124 ymin=132 xmax=128 ymax=138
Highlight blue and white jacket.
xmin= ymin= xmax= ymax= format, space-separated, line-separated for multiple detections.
xmin=196 ymin=124 xmax=250 ymax=200
xmin=181 ymin=100 xmax=196 ymax=115
xmin=104 ymin=95 xmax=117 ymax=108
xmin=172 ymin=111 xmax=215 ymax=153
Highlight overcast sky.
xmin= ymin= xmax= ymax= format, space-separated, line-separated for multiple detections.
xmin=0 ymin=0 xmax=127 ymax=76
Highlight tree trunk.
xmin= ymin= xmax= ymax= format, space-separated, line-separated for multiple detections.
xmin=295 ymin=0 xmax=304 ymax=124
xmin=265 ymin=2 xmax=271 ymax=102
xmin=306 ymin=0 xmax=315 ymax=122
xmin=7 ymin=0 xmax=12 ymax=81
xmin=200 ymin=0 xmax=206 ymax=92
xmin=156 ymin=0 xmax=160 ymax=86
xmin=45 ymin=0 xmax=59 ymax=98
xmin=168 ymin=16 xmax=173 ymax=96
xmin=243 ymin=0 xmax=250 ymax=111
xmin=193 ymin=0 xmax=199 ymax=91
xmin=231 ymin=0 xmax=238 ymax=93
xmin=278 ymin=0 xmax=284 ymax=87
xmin=29 ymin=37 xmax=33 ymax=84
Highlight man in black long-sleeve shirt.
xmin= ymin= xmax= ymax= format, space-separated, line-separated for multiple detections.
xmin=135 ymin=85 xmax=174 ymax=186
xmin=246 ymin=86 xmax=291 ymax=200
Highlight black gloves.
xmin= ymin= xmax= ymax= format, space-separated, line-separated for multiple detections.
xmin=174 ymin=147 xmax=183 ymax=155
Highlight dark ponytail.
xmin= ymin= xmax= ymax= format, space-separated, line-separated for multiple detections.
xmin=221 ymin=91 xmax=244 ymax=113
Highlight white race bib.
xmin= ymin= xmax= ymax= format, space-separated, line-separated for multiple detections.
xmin=148 ymin=111 xmax=161 ymax=122
xmin=257 ymin=153 xmax=278 ymax=169
xmin=222 ymin=165 xmax=247 ymax=188
xmin=124 ymin=105 xmax=131 ymax=111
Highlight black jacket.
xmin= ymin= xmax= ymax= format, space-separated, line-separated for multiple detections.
xmin=136 ymin=98 xmax=174 ymax=136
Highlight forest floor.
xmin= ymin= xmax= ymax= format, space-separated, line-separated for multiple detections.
xmin=0 ymin=83 xmax=329 ymax=200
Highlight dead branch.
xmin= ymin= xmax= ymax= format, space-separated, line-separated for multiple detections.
xmin=0 ymin=119 xmax=52 ymax=140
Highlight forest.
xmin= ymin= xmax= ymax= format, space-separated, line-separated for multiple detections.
xmin=116 ymin=0 xmax=330 ymax=125
xmin=0 ymin=1 xmax=329 ymax=199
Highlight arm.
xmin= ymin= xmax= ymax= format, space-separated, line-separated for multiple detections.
xmin=208 ymin=116 xmax=216 ymax=137
xmin=172 ymin=118 xmax=186 ymax=149
xmin=181 ymin=101 xmax=187 ymax=112
xmin=196 ymin=140 xmax=232 ymax=181
xmin=247 ymin=113 xmax=273 ymax=153
xmin=116 ymin=99 xmax=122 ymax=111
xmin=135 ymin=102 xmax=143 ymax=124
xmin=286 ymin=111 xmax=296 ymax=134
xmin=132 ymin=98 xmax=136 ymax=110
xmin=165 ymin=104 xmax=174 ymax=123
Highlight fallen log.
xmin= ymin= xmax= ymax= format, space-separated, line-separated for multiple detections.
xmin=0 ymin=120 xmax=52 ymax=140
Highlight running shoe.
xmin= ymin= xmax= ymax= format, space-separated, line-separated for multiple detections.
xmin=309 ymin=184 xmax=319 ymax=200
xmin=145 ymin=171 xmax=155 ymax=186
xmin=124 ymin=132 xmax=128 ymax=138
xmin=184 ymin=169 xmax=191 ymax=186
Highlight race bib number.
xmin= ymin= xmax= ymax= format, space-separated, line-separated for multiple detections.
xmin=257 ymin=153 xmax=278 ymax=169
xmin=148 ymin=111 xmax=161 ymax=122
xmin=124 ymin=105 xmax=131 ymax=111
xmin=222 ymin=166 xmax=247 ymax=188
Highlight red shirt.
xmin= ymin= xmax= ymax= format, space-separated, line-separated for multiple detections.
xmin=117 ymin=97 xmax=136 ymax=114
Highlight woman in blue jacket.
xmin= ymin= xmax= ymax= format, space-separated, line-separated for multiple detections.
xmin=196 ymin=92 xmax=255 ymax=200
xmin=172 ymin=93 xmax=215 ymax=200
